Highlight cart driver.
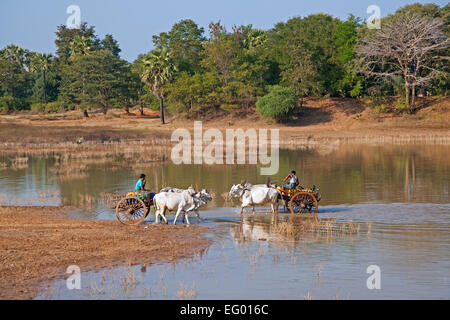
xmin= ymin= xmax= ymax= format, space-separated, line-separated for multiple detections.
xmin=135 ymin=173 xmax=155 ymax=201
xmin=282 ymin=170 xmax=299 ymax=189
xmin=135 ymin=173 xmax=147 ymax=191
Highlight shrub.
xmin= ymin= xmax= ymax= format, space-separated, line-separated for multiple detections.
xmin=45 ymin=101 xmax=65 ymax=113
xmin=31 ymin=102 xmax=46 ymax=113
xmin=256 ymin=85 xmax=297 ymax=122
xmin=31 ymin=101 xmax=65 ymax=113
xmin=0 ymin=96 xmax=29 ymax=112
xmin=0 ymin=96 xmax=14 ymax=113
xmin=393 ymin=97 xmax=408 ymax=114
xmin=374 ymin=104 xmax=390 ymax=114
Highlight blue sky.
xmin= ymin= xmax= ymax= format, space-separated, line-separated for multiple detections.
xmin=0 ymin=0 xmax=447 ymax=62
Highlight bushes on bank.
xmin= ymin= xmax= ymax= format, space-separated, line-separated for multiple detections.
xmin=31 ymin=101 xmax=66 ymax=114
xmin=0 ymin=96 xmax=30 ymax=113
xmin=256 ymin=85 xmax=298 ymax=122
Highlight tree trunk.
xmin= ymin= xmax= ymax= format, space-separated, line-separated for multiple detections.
xmin=139 ymin=104 xmax=144 ymax=116
xmin=411 ymin=84 xmax=416 ymax=113
xmin=43 ymin=70 xmax=47 ymax=104
xmin=159 ymin=96 xmax=165 ymax=124
xmin=404 ymin=68 xmax=410 ymax=108
xmin=124 ymin=106 xmax=130 ymax=114
xmin=83 ymin=110 xmax=89 ymax=118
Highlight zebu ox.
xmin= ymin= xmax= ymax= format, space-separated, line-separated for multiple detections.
xmin=229 ymin=182 xmax=279 ymax=214
xmin=155 ymin=187 xmax=212 ymax=224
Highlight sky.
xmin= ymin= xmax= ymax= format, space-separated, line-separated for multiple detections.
xmin=0 ymin=0 xmax=447 ymax=62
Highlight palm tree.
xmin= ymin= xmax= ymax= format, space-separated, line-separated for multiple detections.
xmin=70 ymin=36 xmax=92 ymax=57
xmin=141 ymin=48 xmax=177 ymax=124
xmin=0 ymin=44 xmax=29 ymax=68
xmin=29 ymin=53 xmax=53 ymax=103
xmin=0 ymin=44 xmax=29 ymax=102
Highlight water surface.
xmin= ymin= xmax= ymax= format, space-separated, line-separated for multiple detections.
xmin=1 ymin=144 xmax=449 ymax=299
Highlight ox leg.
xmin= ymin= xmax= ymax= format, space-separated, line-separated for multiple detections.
xmin=252 ymin=205 xmax=256 ymax=214
xmin=154 ymin=207 xmax=160 ymax=224
xmin=162 ymin=208 xmax=168 ymax=224
xmin=173 ymin=208 xmax=183 ymax=225
xmin=184 ymin=212 xmax=190 ymax=225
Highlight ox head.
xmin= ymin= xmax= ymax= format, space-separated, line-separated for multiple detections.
xmin=229 ymin=184 xmax=245 ymax=198
xmin=199 ymin=189 xmax=212 ymax=202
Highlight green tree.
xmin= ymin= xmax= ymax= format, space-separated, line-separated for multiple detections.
xmin=0 ymin=57 xmax=26 ymax=104
xmin=101 ymin=34 xmax=121 ymax=57
xmin=141 ymin=48 xmax=177 ymax=124
xmin=29 ymin=53 xmax=53 ymax=103
xmin=55 ymin=22 xmax=99 ymax=60
xmin=0 ymin=45 xmax=29 ymax=103
xmin=70 ymin=35 xmax=94 ymax=56
xmin=60 ymin=50 xmax=130 ymax=114
xmin=153 ymin=19 xmax=205 ymax=73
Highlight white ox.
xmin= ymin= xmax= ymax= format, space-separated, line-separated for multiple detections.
xmin=154 ymin=187 xmax=212 ymax=224
xmin=229 ymin=183 xmax=279 ymax=214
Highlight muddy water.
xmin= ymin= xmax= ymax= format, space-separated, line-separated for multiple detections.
xmin=1 ymin=144 xmax=449 ymax=299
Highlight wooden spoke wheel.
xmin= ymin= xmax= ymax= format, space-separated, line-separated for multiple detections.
xmin=289 ymin=191 xmax=318 ymax=219
xmin=116 ymin=196 xmax=149 ymax=225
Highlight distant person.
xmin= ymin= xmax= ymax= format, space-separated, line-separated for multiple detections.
xmin=282 ymin=170 xmax=299 ymax=189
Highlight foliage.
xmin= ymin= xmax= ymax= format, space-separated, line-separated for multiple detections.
xmin=256 ymin=85 xmax=297 ymax=122
xmin=0 ymin=3 xmax=448 ymax=119
xmin=60 ymin=49 xmax=131 ymax=113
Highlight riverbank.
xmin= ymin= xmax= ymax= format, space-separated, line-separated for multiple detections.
xmin=0 ymin=96 xmax=449 ymax=155
xmin=0 ymin=206 xmax=210 ymax=300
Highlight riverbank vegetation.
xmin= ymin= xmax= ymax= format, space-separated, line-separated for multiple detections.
xmin=0 ymin=3 xmax=448 ymax=123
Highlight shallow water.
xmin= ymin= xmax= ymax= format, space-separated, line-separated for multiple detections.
xmin=1 ymin=144 xmax=449 ymax=299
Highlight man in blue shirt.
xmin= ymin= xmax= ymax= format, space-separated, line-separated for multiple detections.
xmin=135 ymin=174 xmax=155 ymax=201
xmin=136 ymin=173 xmax=146 ymax=191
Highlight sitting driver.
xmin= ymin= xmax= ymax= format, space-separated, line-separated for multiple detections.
xmin=282 ymin=170 xmax=299 ymax=189
xmin=135 ymin=173 xmax=155 ymax=200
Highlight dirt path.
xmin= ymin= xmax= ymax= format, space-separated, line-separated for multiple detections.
xmin=0 ymin=206 xmax=210 ymax=300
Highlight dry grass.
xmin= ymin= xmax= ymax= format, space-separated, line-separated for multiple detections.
xmin=0 ymin=206 xmax=210 ymax=300
xmin=272 ymin=218 xmax=361 ymax=239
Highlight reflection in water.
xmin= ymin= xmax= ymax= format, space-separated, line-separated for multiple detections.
xmin=1 ymin=144 xmax=449 ymax=211
xmin=231 ymin=214 xmax=361 ymax=246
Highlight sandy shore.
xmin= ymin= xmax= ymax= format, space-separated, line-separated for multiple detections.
xmin=0 ymin=206 xmax=210 ymax=300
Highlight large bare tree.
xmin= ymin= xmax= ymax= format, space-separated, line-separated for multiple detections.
xmin=357 ymin=13 xmax=449 ymax=112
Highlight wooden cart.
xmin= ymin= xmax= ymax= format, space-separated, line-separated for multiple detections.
xmin=276 ymin=186 xmax=321 ymax=219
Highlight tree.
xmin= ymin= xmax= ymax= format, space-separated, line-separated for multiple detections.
xmin=29 ymin=53 xmax=53 ymax=103
xmin=281 ymin=44 xmax=317 ymax=106
xmin=153 ymin=19 xmax=205 ymax=73
xmin=0 ymin=45 xmax=29 ymax=102
xmin=70 ymin=35 xmax=93 ymax=56
xmin=201 ymin=22 xmax=241 ymax=86
xmin=357 ymin=13 xmax=449 ymax=112
xmin=101 ymin=34 xmax=121 ymax=57
xmin=55 ymin=22 xmax=99 ymax=60
xmin=0 ymin=57 xmax=25 ymax=103
xmin=141 ymin=48 xmax=177 ymax=124
xmin=60 ymin=50 xmax=130 ymax=114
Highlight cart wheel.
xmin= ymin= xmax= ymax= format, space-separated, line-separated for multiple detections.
xmin=289 ymin=192 xmax=318 ymax=220
xmin=116 ymin=196 xmax=149 ymax=225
